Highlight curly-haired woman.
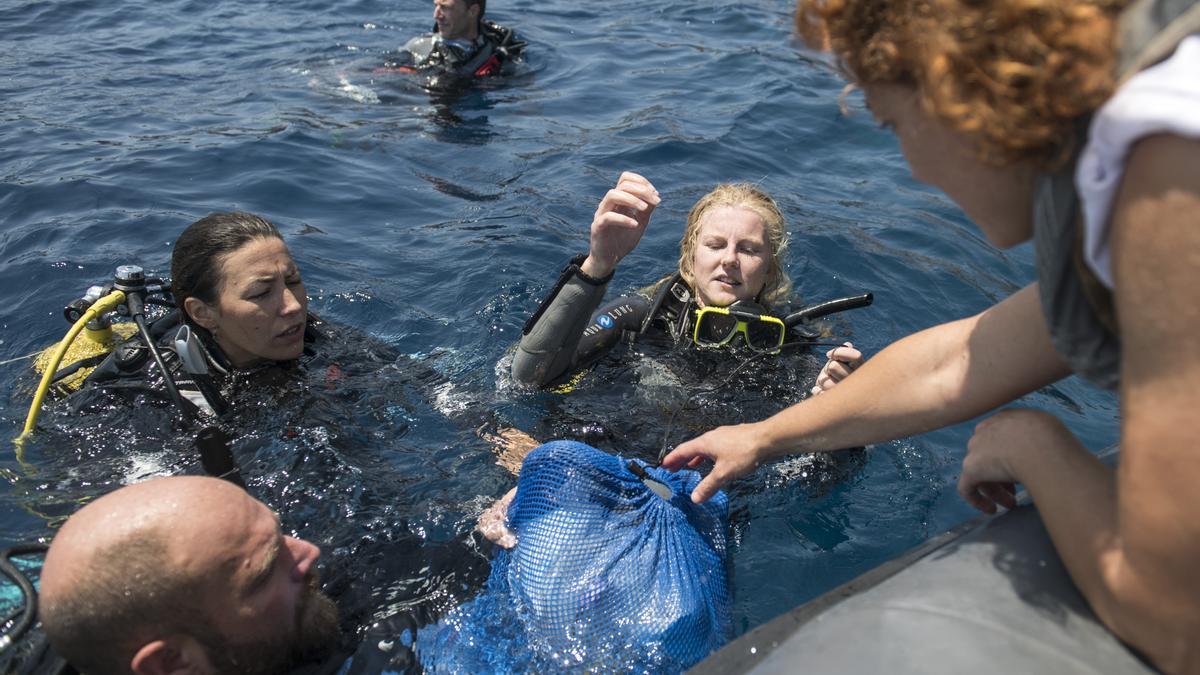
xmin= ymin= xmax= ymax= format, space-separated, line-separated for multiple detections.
xmin=662 ymin=1 xmax=1200 ymax=670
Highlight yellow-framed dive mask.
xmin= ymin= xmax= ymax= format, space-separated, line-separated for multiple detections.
xmin=692 ymin=302 xmax=786 ymax=354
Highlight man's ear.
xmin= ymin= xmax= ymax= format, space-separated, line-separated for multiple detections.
xmin=468 ymin=3 xmax=481 ymax=23
xmin=184 ymin=297 xmax=218 ymax=332
xmin=131 ymin=637 xmax=213 ymax=675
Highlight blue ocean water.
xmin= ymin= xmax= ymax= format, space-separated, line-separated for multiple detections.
xmin=0 ymin=0 xmax=1118 ymax=666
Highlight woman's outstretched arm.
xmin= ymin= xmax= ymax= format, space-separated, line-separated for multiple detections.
xmin=662 ymin=282 xmax=1072 ymax=503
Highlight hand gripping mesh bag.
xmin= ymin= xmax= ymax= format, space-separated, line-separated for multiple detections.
xmin=416 ymin=440 xmax=731 ymax=673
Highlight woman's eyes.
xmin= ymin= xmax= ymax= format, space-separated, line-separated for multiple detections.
xmin=705 ymin=241 xmax=760 ymax=254
xmin=245 ymin=276 xmax=301 ymax=299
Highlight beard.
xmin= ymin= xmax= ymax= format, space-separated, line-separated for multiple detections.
xmin=202 ymin=573 xmax=341 ymax=675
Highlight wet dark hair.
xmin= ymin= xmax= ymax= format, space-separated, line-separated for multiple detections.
xmin=171 ymin=212 xmax=283 ymax=321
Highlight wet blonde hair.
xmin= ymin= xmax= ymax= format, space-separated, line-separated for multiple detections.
xmin=677 ymin=183 xmax=793 ymax=307
xmin=795 ymin=0 xmax=1128 ymax=168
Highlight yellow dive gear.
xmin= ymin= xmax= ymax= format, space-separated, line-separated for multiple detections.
xmin=18 ymin=289 xmax=127 ymax=443
xmin=32 ymin=321 xmax=137 ymax=393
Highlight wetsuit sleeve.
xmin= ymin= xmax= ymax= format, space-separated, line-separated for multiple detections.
xmin=512 ymin=256 xmax=611 ymax=387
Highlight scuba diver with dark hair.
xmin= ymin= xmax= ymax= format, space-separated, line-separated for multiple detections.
xmin=512 ymin=172 xmax=868 ymax=397
xmin=378 ymin=0 xmax=525 ymax=79
xmin=32 ymin=210 xmax=422 ymax=449
xmin=40 ymin=211 xmax=441 ymax=428
xmin=63 ymin=211 xmax=316 ymax=420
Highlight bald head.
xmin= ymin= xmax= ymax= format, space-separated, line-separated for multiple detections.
xmin=45 ymin=475 xmax=249 ymax=587
xmin=41 ymin=476 xmax=338 ymax=675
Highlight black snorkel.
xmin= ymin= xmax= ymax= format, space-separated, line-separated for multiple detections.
xmin=783 ymin=293 xmax=874 ymax=339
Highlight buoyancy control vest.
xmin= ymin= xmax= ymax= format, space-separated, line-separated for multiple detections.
xmin=1034 ymin=0 xmax=1200 ymax=390
xmin=78 ymin=312 xmax=323 ymax=418
xmin=394 ymin=19 xmax=525 ymax=78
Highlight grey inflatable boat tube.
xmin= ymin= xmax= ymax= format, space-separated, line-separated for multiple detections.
xmin=694 ymin=501 xmax=1153 ymax=674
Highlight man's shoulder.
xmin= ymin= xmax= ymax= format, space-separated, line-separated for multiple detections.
xmin=480 ymin=19 xmax=525 ymax=53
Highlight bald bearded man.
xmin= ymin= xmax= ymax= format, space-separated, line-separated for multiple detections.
xmin=39 ymin=476 xmax=341 ymax=675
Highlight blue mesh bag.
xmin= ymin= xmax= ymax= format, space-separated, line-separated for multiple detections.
xmin=416 ymin=440 xmax=731 ymax=673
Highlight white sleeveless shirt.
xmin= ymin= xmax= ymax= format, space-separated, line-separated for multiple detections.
xmin=1076 ymin=34 xmax=1200 ymax=289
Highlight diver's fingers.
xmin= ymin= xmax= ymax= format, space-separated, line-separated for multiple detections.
xmin=615 ymin=171 xmax=658 ymax=196
xmin=826 ymin=343 xmax=862 ymax=366
xmin=593 ymin=209 xmax=640 ymax=230
xmin=476 ymin=488 xmax=519 ymax=548
xmin=822 ymin=361 xmax=854 ymax=381
xmin=811 ymin=373 xmax=832 ymax=394
xmin=596 ymin=188 xmax=651 ymax=218
xmin=615 ymin=176 xmax=661 ymax=209
xmin=813 ymin=357 xmax=853 ymax=394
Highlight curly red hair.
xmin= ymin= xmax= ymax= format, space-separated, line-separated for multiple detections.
xmin=796 ymin=0 xmax=1130 ymax=167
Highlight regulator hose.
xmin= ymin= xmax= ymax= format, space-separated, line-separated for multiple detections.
xmin=0 ymin=543 xmax=47 ymax=653
xmin=18 ymin=290 xmax=126 ymax=442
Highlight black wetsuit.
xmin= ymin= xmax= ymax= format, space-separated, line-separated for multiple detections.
xmin=511 ymin=257 xmax=841 ymax=467
xmin=386 ymin=19 xmax=525 ymax=78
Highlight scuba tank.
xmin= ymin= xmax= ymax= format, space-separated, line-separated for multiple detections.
xmin=31 ymin=282 xmax=147 ymax=395
xmin=21 ymin=266 xmax=170 ymax=439
xmin=17 ymin=265 xmax=244 ymax=486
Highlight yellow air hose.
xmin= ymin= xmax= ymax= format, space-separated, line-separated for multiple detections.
xmin=16 ymin=290 xmax=127 ymax=444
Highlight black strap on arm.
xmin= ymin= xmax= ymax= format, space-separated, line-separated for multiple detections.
xmin=521 ymin=255 xmax=613 ymax=336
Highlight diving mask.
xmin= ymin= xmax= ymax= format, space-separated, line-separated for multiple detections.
xmin=692 ymin=301 xmax=786 ymax=353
